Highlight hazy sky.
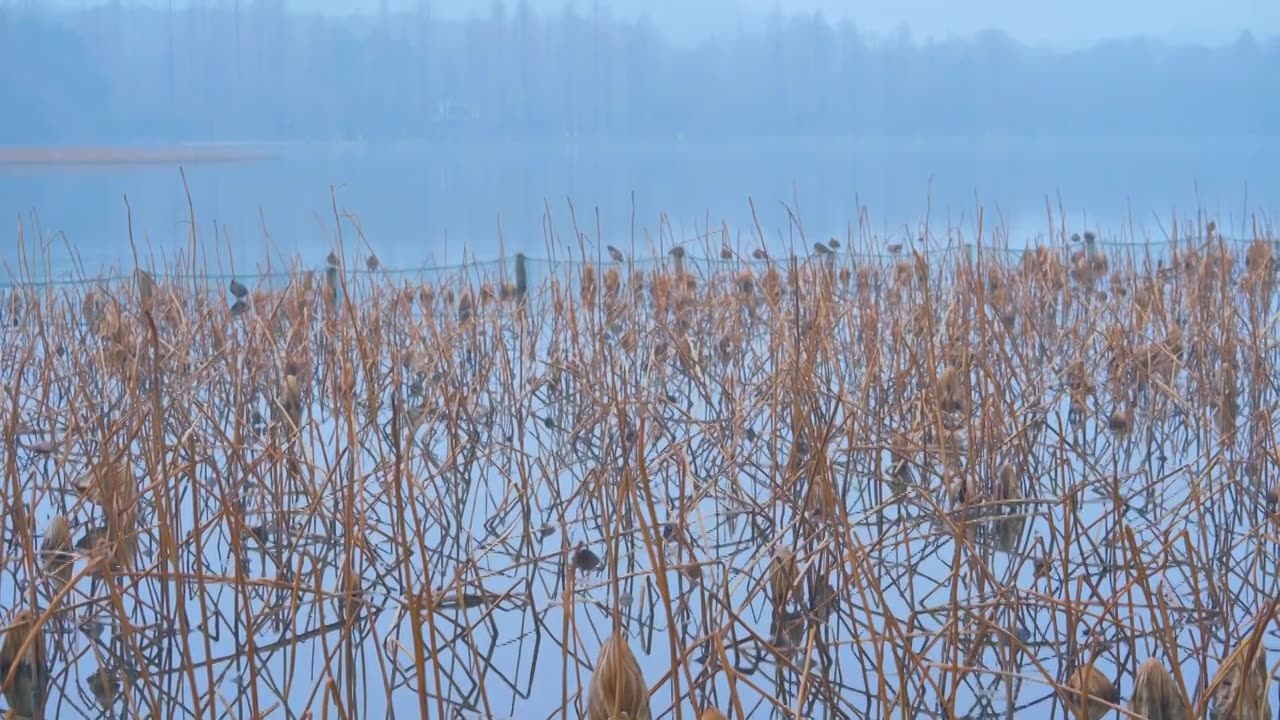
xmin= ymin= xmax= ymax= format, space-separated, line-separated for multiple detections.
xmin=255 ymin=0 xmax=1271 ymax=47
xmin=44 ymin=1 xmax=1275 ymax=47
xmin=742 ymin=0 xmax=1275 ymax=46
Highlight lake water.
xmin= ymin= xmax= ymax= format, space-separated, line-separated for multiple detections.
xmin=0 ymin=137 xmax=1277 ymax=720
xmin=0 ymin=137 xmax=1276 ymax=281
xmin=2 ymin=253 xmax=1269 ymax=718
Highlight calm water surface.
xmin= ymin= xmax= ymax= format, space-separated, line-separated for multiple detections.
xmin=0 ymin=137 xmax=1276 ymax=719
xmin=0 ymin=137 xmax=1275 ymax=279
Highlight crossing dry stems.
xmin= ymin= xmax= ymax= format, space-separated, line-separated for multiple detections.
xmin=0 ymin=207 xmax=1277 ymax=719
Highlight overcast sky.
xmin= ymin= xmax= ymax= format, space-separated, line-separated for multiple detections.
xmin=741 ymin=0 xmax=1274 ymax=46
xmin=45 ymin=0 xmax=1276 ymax=48
xmin=311 ymin=0 xmax=1271 ymax=48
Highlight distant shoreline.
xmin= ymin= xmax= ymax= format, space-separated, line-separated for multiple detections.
xmin=0 ymin=134 xmax=1274 ymax=167
xmin=0 ymin=145 xmax=275 ymax=167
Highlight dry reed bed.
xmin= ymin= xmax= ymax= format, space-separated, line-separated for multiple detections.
xmin=0 ymin=219 xmax=1278 ymax=719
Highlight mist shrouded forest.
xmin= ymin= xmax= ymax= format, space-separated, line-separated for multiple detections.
xmin=0 ymin=2 xmax=1275 ymax=144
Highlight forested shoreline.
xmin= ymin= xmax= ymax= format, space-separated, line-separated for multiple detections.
xmin=0 ymin=3 xmax=1275 ymax=144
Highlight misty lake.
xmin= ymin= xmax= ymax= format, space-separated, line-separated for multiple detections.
xmin=0 ymin=130 xmax=1278 ymax=720
xmin=0 ymin=137 xmax=1276 ymax=279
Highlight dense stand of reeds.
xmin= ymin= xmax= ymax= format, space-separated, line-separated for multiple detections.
xmin=0 ymin=210 xmax=1278 ymax=719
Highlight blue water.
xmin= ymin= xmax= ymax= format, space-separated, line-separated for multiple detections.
xmin=0 ymin=137 xmax=1274 ymax=283
xmin=0 ymin=137 xmax=1277 ymax=719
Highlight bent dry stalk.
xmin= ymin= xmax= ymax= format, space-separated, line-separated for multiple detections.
xmin=0 ymin=211 xmax=1274 ymax=719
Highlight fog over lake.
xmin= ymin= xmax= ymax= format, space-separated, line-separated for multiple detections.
xmin=0 ymin=4 xmax=1276 ymax=720
xmin=2 ymin=136 xmax=1275 ymax=279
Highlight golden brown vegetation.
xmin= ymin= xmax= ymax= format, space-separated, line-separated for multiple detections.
xmin=0 ymin=611 xmax=48 ymax=720
xmin=1208 ymin=636 xmax=1273 ymax=720
xmin=586 ymin=633 xmax=651 ymax=720
xmin=1066 ymin=664 xmax=1120 ymax=720
xmin=0 ymin=211 xmax=1277 ymax=719
xmin=1129 ymin=658 xmax=1187 ymax=720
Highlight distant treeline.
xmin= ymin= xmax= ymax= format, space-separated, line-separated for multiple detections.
xmin=0 ymin=3 xmax=1275 ymax=143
